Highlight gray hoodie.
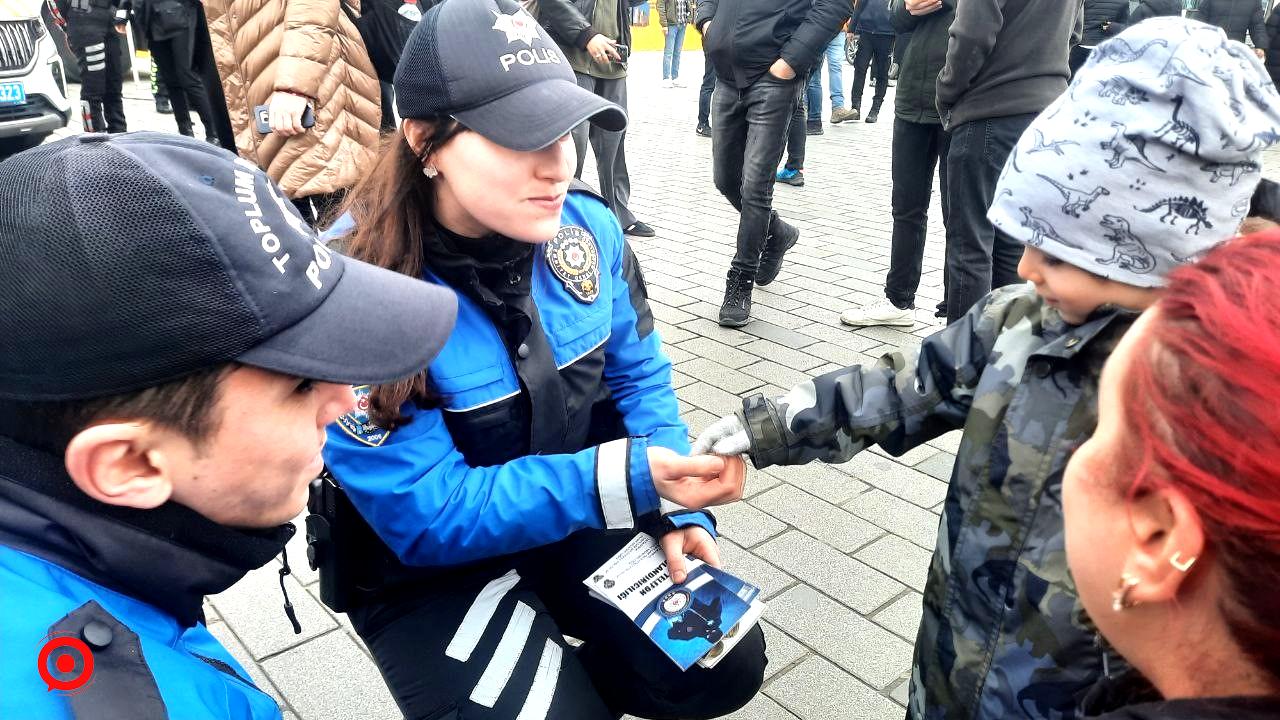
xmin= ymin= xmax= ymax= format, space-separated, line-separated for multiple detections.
xmin=936 ymin=0 xmax=1084 ymax=129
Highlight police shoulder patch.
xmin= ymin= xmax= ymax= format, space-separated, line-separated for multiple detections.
xmin=335 ymin=385 xmax=392 ymax=447
xmin=546 ymin=225 xmax=600 ymax=304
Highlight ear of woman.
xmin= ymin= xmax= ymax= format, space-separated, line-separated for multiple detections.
xmin=1122 ymin=485 xmax=1206 ymax=608
xmin=63 ymin=423 xmax=176 ymax=510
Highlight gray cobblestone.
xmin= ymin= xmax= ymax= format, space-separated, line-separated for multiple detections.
xmin=756 ymin=531 xmax=903 ymax=615
xmin=855 ymin=535 xmax=933 ymax=594
xmin=677 ymin=337 xmax=760 ymax=369
xmin=676 ymin=357 xmax=766 ymax=395
xmin=713 ymin=499 xmax=789 ymax=548
xmin=749 ymin=485 xmax=883 ymax=553
xmin=842 ymin=452 xmax=949 ymax=509
xmin=872 ymin=592 xmax=926 ymax=643
xmin=759 ymin=462 xmax=867 ymax=506
xmin=208 ymin=564 xmax=336 ymax=660
xmin=768 ymin=656 xmax=905 ymax=720
xmin=845 ymin=490 xmax=942 ymax=551
xmin=261 ymin=630 xmax=399 ymax=720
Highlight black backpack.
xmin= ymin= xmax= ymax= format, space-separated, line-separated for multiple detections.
xmin=343 ymin=0 xmax=440 ymax=83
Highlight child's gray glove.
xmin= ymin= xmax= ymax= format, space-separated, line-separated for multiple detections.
xmin=692 ymin=414 xmax=750 ymax=456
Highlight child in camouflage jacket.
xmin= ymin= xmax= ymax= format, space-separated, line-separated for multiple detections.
xmin=694 ymin=17 xmax=1280 ymax=720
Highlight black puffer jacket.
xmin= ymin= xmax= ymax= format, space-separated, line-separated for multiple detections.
xmin=694 ymin=0 xmax=852 ymax=89
xmin=1107 ymin=0 xmax=1182 ymax=36
xmin=1191 ymin=0 xmax=1268 ymax=45
xmin=890 ymin=0 xmax=954 ymax=124
xmin=1079 ymin=0 xmax=1129 ymax=46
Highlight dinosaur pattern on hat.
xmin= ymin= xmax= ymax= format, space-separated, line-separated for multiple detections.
xmin=988 ymin=16 xmax=1280 ymax=289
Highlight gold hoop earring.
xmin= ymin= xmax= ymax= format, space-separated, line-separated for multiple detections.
xmin=422 ymin=166 xmax=438 ymax=179
xmin=1170 ymin=552 xmax=1197 ymax=573
xmin=1112 ymin=573 xmax=1140 ymax=612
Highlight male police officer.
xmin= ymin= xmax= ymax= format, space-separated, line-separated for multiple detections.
xmin=56 ymin=0 xmax=128 ymax=132
xmin=0 ymin=133 xmax=457 ymax=718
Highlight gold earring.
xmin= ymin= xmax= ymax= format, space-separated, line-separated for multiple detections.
xmin=422 ymin=165 xmax=438 ymax=179
xmin=1170 ymin=552 xmax=1197 ymax=573
xmin=1112 ymin=573 xmax=1140 ymax=612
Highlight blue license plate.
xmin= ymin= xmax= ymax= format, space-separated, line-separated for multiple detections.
xmin=0 ymin=82 xmax=26 ymax=106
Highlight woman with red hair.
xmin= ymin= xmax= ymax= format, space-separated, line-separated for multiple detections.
xmin=1064 ymin=230 xmax=1280 ymax=718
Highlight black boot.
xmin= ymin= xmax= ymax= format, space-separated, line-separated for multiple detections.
xmin=718 ymin=269 xmax=754 ymax=328
xmin=865 ymin=104 xmax=881 ymax=124
xmin=756 ymin=221 xmax=799 ymax=287
xmin=155 ymin=96 xmax=173 ymax=114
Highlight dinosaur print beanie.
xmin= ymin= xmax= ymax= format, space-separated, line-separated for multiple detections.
xmin=988 ymin=16 xmax=1280 ymax=287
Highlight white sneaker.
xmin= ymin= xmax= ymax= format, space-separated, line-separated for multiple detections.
xmin=839 ymin=300 xmax=914 ymax=328
xmin=672 ymin=78 xmax=687 ymax=88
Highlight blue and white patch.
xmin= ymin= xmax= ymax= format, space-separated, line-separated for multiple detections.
xmin=336 ymin=385 xmax=391 ymax=447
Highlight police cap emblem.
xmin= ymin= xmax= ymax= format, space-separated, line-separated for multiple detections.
xmin=546 ymin=225 xmax=600 ymax=304
xmin=336 ymin=385 xmax=392 ymax=447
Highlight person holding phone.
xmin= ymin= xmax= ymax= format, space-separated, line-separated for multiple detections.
xmin=201 ymin=0 xmax=382 ymax=227
xmin=535 ymin=0 xmax=656 ymax=238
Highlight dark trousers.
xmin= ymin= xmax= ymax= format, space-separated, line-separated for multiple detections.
xmin=893 ymin=32 xmax=912 ymax=66
xmin=348 ymin=530 xmax=767 ymax=720
xmin=698 ymin=53 xmax=716 ymax=126
xmin=886 ymin=118 xmax=950 ymax=310
xmin=850 ymin=32 xmax=893 ymax=112
xmin=150 ymin=26 xmax=217 ymax=140
xmin=782 ymin=71 xmax=811 ymax=172
xmin=192 ymin=6 xmax=237 ymax=154
xmin=943 ymin=113 xmax=1035 ymax=324
xmin=711 ymin=74 xmax=802 ymax=277
xmin=1068 ymin=45 xmax=1092 ymax=79
xmin=68 ymin=26 xmax=126 ymax=133
xmin=572 ymin=73 xmax=637 ymax=228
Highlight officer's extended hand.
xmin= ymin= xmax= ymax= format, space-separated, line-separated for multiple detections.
xmin=648 ymin=447 xmax=742 ymax=508
xmin=267 ymin=90 xmax=310 ymax=137
xmin=691 ymin=414 xmax=750 ymax=457
xmin=660 ymin=526 xmax=720 ymax=584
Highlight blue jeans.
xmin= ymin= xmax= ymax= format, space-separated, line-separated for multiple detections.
xmin=663 ymin=25 xmax=687 ymax=79
xmin=805 ymin=34 xmax=845 ymax=121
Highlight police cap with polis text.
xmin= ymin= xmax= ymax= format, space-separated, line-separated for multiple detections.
xmin=393 ymin=0 xmax=626 ymax=151
xmin=0 ymin=132 xmax=458 ymax=401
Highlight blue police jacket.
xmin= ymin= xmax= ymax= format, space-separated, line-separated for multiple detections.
xmin=322 ymin=186 xmax=713 ymax=568
xmin=0 ymin=437 xmax=283 ymax=719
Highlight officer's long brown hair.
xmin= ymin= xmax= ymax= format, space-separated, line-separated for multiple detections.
xmin=337 ymin=118 xmax=464 ymax=428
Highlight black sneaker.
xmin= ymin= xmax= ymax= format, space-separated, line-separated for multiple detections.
xmin=624 ymin=221 xmax=655 ymax=238
xmin=718 ymin=270 xmax=754 ymax=327
xmin=695 ymin=123 xmax=712 ymax=138
xmin=756 ymin=221 xmax=799 ymax=287
xmin=155 ymin=96 xmax=172 ymax=114
xmin=805 ymin=120 xmax=824 ymax=136
xmin=865 ymin=108 xmax=880 ymax=124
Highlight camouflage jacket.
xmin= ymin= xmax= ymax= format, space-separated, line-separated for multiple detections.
xmin=741 ymin=284 xmax=1135 ymax=720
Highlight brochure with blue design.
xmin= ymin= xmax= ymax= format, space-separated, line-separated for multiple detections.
xmin=584 ymin=534 xmax=765 ymax=670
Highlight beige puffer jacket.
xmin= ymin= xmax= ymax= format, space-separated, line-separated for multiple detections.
xmin=203 ymin=0 xmax=381 ymax=198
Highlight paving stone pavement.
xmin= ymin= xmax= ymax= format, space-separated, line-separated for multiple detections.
xmin=53 ymin=51 xmax=959 ymax=719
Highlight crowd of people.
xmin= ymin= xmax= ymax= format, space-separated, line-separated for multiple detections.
xmin=2 ymin=1 xmax=1280 ymax=720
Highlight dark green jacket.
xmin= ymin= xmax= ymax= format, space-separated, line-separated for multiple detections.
xmin=890 ymin=0 xmax=955 ymax=125
xmin=742 ymin=284 xmax=1137 ymax=720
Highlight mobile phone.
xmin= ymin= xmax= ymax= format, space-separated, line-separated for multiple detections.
xmin=254 ymin=103 xmax=316 ymax=134
xmin=614 ymin=43 xmax=630 ymax=61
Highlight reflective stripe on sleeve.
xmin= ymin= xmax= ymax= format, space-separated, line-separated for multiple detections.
xmin=596 ymin=438 xmax=634 ymax=529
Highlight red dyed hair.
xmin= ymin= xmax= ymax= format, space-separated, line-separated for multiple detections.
xmin=1122 ymin=230 xmax=1280 ymax=686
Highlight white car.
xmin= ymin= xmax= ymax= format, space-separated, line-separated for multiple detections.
xmin=0 ymin=0 xmax=72 ymax=157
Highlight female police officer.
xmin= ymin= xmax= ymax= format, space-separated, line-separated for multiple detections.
xmin=316 ymin=0 xmax=766 ymax=718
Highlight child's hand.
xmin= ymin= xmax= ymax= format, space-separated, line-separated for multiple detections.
xmin=692 ymin=414 xmax=750 ymax=456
